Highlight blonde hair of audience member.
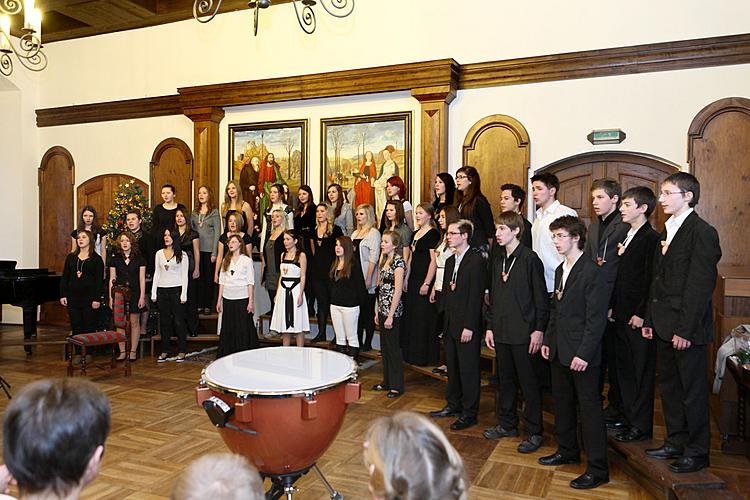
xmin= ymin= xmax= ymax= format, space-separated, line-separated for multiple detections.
xmin=363 ymin=412 xmax=468 ymax=500
xmin=171 ymin=453 xmax=264 ymax=500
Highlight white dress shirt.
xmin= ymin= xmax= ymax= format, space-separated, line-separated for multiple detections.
xmin=664 ymin=208 xmax=694 ymax=245
xmin=532 ymin=200 xmax=578 ymax=292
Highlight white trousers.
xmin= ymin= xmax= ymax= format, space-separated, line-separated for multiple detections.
xmin=330 ymin=304 xmax=360 ymax=348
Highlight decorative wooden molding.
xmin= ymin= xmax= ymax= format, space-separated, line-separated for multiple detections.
xmin=36 ymin=95 xmax=183 ymax=128
xmin=38 ymin=145 xmax=75 ymax=182
xmin=149 ymin=137 xmax=195 ymax=208
xmin=186 ymin=108 xmax=225 ymax=207
xmin=460 ymin=33 xmax=750 ymax=89
xmin=687 ymin=96 xmax=750 ymax=163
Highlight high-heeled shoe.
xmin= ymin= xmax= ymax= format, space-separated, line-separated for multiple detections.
xmin=129 ymin=351 xmax=137 ymax=362
xmin=116 ymin=352 xmax=127 ymax=361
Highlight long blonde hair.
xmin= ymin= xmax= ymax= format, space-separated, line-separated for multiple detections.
xmin=355 ymin=204 xmax=377 ymax=234
xmin=222 ymin=180 xmax=245 ymax=216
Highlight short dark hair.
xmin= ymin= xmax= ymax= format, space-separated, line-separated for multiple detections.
xmin=450 ymin=219 xmax=474 ymax=242
xmin=3 ymin=378 xmax=111 ymax=496
xmin=663 ymin=172 xmax=700 ymax=207
xmin=590 ymin=178 xmax=622 ymax=200
xmin=530 ymin=172 xmax=560 ymax=197
xmin=495 ymin=211 xmax=524 ymax=239
xmin=549 ymin=215 xmax=586 ymax=250
xmin=161 ymin=183 xmax=176 ymax=194
xmin=622 ymin=186 xmax=656 ymax=218
xmin=500 ymin=183 xmax=526 ymax=205
xmin=126 ymin=208 xmax=142 ymax=219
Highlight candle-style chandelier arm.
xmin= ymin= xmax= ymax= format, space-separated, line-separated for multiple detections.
xmin=0 ymin=0 xmax=22 ymax=15
xmin=291 ymin=0 xmax=316 ymax=35
xmin=319 ymin=0 xmax=354 ymax=19
xmin=193 ymin=0 xmax=223 ymax=23
xmin=0 ymin=29 xmax=47 ymax=76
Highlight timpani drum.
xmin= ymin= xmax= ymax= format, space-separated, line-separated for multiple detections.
xmin=196 ymin=347 xmax=361 ymax=476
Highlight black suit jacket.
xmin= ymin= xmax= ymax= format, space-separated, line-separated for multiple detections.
xmin=610 ymin=223 xmax=659 ymax=323
xmin=585 ymin=212 xmax=629 ymax=295
xmin=521 ymin=217 xmax=533 ymax=249
xmin=486 ymin=244 xmax=549 ymax=344
xmin=646 ymin=211 xmax=720 ymax=345
xmin=544 ymin=255 xmax=607 ymax=366
xmin=441 ymin=249 xmax=486 ymax=339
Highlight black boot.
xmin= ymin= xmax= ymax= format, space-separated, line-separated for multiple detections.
xmin=335 ymin=344 xmax=347 ymax=354
xmin=349 ymin=347 xmax=360 ymax=362
xmin=361 ymin=330 xmax=373 ymax=352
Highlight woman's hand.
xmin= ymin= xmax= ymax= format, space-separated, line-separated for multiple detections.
xmin=429 ymin=289 xmax=436 ymax=303
xmin=211 ymin=255 xmax=217 ymax=263
xmin=297 ymin=293 xmax=303 ymax=307
xmin=247 ymin=301 xmax=254 ymax=314
xmin=216 ymin=299 xmax=222 ymax=313
xmin=92 ymin=301 xmax=101 ymax=310
xmin=384 ymin=315 xmax=393 ymax=329
xmin=419 ymin=284 xmax=429 ymax=296
xmin=60 ymin=297 xmax=68 ymax=306
xmin=138 ymin=296 xmax=146 ymax=309
xmin=192 ymin=268 xmax=200 ymax=279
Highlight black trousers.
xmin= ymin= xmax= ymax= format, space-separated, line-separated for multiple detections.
xmin=196 ymin=251 xmax=217 ymax=311
xmin=495 ymin=342 xmax=543 ymax=436
xmin=550 ymin=360 xmax=608 ymax=478
xmin=656 ymin=337 xmax=710 ymax=457
xmin=378 ymin=313 xmax=404 ymax=392
xmin=615 ymin=320 xmax=656 ymax=434
xmin=185 ymin=276 xmax=199 ymax=336
xmin=308 ymin=278 xmax=331 ymax=339
xmin=67 ymin=304 xmax=97 ymax=335
xmin=357 ymin=292 xmax=377 ymax=346
xmin=600 ymin=320 xmax=624 ymax=418
xmin=157 ymin=286 xmax=188 ymax=354
xmin=444 ymin=330 xmax=481 ymax=419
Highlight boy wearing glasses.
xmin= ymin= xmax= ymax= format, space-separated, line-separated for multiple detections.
xmin=540 ymin=215 xmax=608 ymax=489
xmin=642 ymin=172 xmax=720 ymax=473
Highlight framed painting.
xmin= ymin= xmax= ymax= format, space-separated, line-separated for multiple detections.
xmin=321 ymin=112 xmax=412 ymax=221
xmin=229 ymin=119 xmax=307 ymax=243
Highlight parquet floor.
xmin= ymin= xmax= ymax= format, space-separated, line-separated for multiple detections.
xmin=0 ymin=325 xmax=747 ymax=499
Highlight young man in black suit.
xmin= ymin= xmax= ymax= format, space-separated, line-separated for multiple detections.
xmin=586 ymin=178 xmax=630 ymax=429
xmin=642 ymin=172 xmax=721 ymax=473
xmin=483 ymin=211 xmax=549 ymax=453
xmin=611 ymin=187 xmax=660 ymax=443
xmin=429 ymin=219 xmax=487 ymax=431
xmin=541 ymin=215 xmax=609 ymax=490
xmin=499 ymin=184 xmax=532 ymax=248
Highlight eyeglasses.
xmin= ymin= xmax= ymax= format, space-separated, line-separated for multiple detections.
xmin=550 ymin=234 xmax=572 ymax=240
xmin=455 ymin=174 xmax=468 ymax=180
xmin=659 ymin=190 xmax=686 ymax=198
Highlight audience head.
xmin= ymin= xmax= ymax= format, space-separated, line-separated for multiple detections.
xmin=434 ymin=173 xmax=456 ymax=206
xmin=549 ymin=215 xmax=586 ymax=253
xmin=499 ymin=183 xmax=526 ymax=214
xmin=620 ymin=186 xmax=656 ymax=224
xmin=590 ymin=178 xmax=621 ymax=217
xmin=3 ymin=378 xmax=111 ymax=499
xmin=494 ymin=211 xmax=524 ymax=246
xmin=171 ymin=453 xmax=264 ymax=500
xmin=363 ymin=411 xmax=468 ymax=500
xmin=661 ymin=172 xmax=700 ymax=209
xmin=530 ymin=172 xmax=561 ymax=208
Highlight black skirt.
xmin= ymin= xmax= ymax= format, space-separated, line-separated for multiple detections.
xmin=218 ymin=297 xmax=259 ymax=357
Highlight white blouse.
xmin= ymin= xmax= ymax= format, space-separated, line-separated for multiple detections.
xmin=151 ymin=249 xmax=189 ymax=302
xmin=219 ymin=254 xmax=255 ymax=300
xmin=433 ymin=239 xmax=454 ymax=292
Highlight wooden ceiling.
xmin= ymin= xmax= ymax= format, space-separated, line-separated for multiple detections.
xmin=8 ymin=0 xmax=294 ymax=43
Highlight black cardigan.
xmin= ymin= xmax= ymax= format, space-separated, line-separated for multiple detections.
xmin=60 ymin=253 xmax=104 ymax=307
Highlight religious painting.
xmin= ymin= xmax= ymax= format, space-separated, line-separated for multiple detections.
xmin=229 ymin=119 xmax=307 ymax=244
xmin=321 ymin=112 xmax=412 ymax=220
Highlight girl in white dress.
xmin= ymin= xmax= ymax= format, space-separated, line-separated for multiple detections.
xmin=270 ymin=231 xmax=309 ymax=346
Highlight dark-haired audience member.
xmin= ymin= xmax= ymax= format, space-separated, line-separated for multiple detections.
xmin=642 ymin=172 xmax=720 ymax=473
xmin=307 ymin=203 xmax=343 ymax=342
xmin=152 ymin=228 xmax=189 ymax=362
xmin=363 ymin=412 xmax=468 ymax=500
xmin=455 ymin=166 xmax=494 ymax=255
xmin=60 ymin=230 xmax=104 ymax=338
xmin=71 ymin=205 xmax=107 ymax=271
xmin=217 ymin=234 xmax=257 ymax=357
xmin=151 ymin=184 xmax=179 ymax=250
xmin=329 ymin=236 xmax=366 ymax=358
xmin=109 ymin=231 xmax=147 ymax=362
xmin=429 ymin=220 xmax=486 ymax=431
xmin=432 ymin=172 xmax=456 ymax=216
xmin=402 ymin=203 xmax=440 ymax=366
xmin=171 ymin=453 xmax=264 ymax=500
xmin=176 ymin=206 xmax=200 ymax=337
xmin=125 ymin=209 xmax=154 ymax=278
xmin=530 ymin=172 xmax=577 ymax=294
xmin=483 ymin=212 xmax=548 ymax=454
xmin=540 ymin=215 xmax=608 ymax=490
xmin=352 ymin=204 xmax=381 ymax=352
xmin=326 ymin=183 xmax=354 ymax=236
xmin=499 ymin=183 xmax=532 ymax=249
xmin=192 ymin=185 xmax=221 ymax=315
xmin=0 ymin=378 xmax=110 ymax=500
xmin=586 ymin=178 xmax=629 ymax=430
xmin=610 ymin=187 xmax=659 ymax=443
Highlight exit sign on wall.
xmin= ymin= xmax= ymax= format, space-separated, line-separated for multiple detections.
xmin=587 ymin=129 xmax=626 ymax=145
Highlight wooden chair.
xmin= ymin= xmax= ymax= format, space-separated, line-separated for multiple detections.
xmin=67 ymin=285 xmax=131 ymax=377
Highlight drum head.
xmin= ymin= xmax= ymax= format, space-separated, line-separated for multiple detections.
xmin=202 ymin=347 xmax=358 ymax=396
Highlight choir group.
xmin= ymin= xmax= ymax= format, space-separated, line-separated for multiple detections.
xmin=58 ymin=167 xmax=720 ymax=490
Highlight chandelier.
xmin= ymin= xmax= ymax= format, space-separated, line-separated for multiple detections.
xmin=0 ymin=0 xmax=46 ymax=76
xmin=193 ymin=0 xmax=354 ymax=36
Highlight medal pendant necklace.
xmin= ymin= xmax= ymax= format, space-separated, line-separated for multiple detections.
xmin=76 ymin=258 xmax=84 ymax=279
xmin=501 ymin=255 xmax=516 ymax=283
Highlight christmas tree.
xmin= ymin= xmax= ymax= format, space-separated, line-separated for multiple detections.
xmin=103 ymin=180 xmax=152 ymax=247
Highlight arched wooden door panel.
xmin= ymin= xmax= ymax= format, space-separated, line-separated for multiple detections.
xmin=463 ymin=114 xmax=530 ymax=216
xmin=537 ymin=151 xmax=680 ymax=231
xmin=38 ymin=146 xmax=74 ymax=325
xmin=77 ymin=174 xmax=149 ymax=226
xmin=689 ymin=97 xmax=750 ymax=267
xmin=150 ymin=138 xmax=194 ymax=212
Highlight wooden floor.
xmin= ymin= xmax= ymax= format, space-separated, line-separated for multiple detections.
xmin=0 ymin=325 xmax=748 ymax=499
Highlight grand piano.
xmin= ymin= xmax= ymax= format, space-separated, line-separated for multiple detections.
xmin=0 ymin=260 xmax=62 ymax=353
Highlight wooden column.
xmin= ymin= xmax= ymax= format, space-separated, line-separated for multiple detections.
xmin=411 ymin=86 xmax=456 ymax=202
xmin=184 ymin=107 xmax=225 ymax=200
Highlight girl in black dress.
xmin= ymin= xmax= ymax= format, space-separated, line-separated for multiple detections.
xmin=109 ymin=231 xmax=147 ymax=361
xmin=293 ymin=185 xmax=316 ymax=244
xmin=60 ymin=230 xmax=104 ymax=336
xmin=432 ymin=172 xmax=456 ymax=215
xmin=71 ymin=205 xmax=107 ymax=271
xmin=455 ymin=166 xmax=494 ymax=255
xmin=176 ymin=206 xmax=201 ymax=336
xmin=217 ymin=234 xmax=258 ymax=356
xmin=214 ymin=212 xmax=253 ymax=284
xmin=308 ymin=203 xmax=343 ymax=342
xmin=152 ymin=184 xmax=179 ymax=251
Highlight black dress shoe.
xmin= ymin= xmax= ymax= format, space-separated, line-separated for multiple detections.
xmin=517 ymin=434 xmax=544 ymax=454
xmin=429 ymin=406 xmax=462 ymax=418
xmin=483 ymin=425 xmax=519 ymax=440
xmin=570 ymin=472 xmax=609 ymax=489
xmin=539 ymin=453 xmax=581 ymax=466
xmin=605 ymin=420 xmax=628 ymax=431
xmin=450 ymin=417 xmax=477 ymax=431
xmin=645 ymin=444 xmax=684 ymax=460
xmin=615 ymin=428 xmax=651 ymax=443
xmin=668 ymin=455 xmax=709 ymax=473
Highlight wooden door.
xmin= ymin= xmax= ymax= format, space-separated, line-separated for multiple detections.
xmin=38 ymin=146 xmax=74 ymax=325
xmin=150 ymin=138 xmax=194 ymax=212
xmin=537 ymin=151 xmax=680 ymax=231
xmin=77 ymin=174 xmax=149 ymax=227
xmin=689 ymin=97 xmax=750 ymax=267
xmin=463 ymin=114 xmax=530 ymax=216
